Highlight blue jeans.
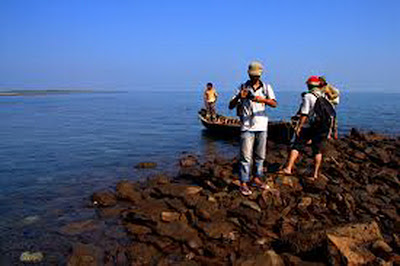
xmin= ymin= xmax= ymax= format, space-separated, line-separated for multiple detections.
xmin=239 ymin=131 xmax=267 ymax=183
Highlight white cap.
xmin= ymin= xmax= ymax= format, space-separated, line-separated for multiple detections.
xmin=248 ymin=61 xmax=264 ymax=76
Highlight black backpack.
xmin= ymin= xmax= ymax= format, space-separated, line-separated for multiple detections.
xmin=310 ymin=93 xmax=336 ymax=133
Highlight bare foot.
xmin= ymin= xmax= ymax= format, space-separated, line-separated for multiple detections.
xmin=252 ymin=177 xmax=263 ymax=186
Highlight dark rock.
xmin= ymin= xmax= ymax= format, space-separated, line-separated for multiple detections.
xmin=155 ymin=221 xmax=203 ymax=249
xmin=126 ymin=243 xmax=160 ymax=265
xmin=179 ymin=154 xmax=199 ymax=168
xmin=116 ymin=180 xmax=142 ymax=203
xmin=92 ymin=190 xmax=117 ymax=207
xmin=125 ymin=224 xmax=152 ymax=236
xmin=327 ymin=221 xmax=383 ymax=265
xmin=372 ymin=240 xmax=393 ymax=256
xmin=160 ymin=211 xmax=182 ymax=222
xmin=197 ymin=221 xmax=236 ymax=240
xmin=135 ymin=162 xmax=157 ymax=169
xmin=67 ymin=243 xmax=103 ymax=266
xmin=60 ymin=220 xmax=102 ymax=235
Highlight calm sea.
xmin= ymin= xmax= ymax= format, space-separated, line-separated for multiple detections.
xmin=0 ymin=90 xmax=399 ymax=261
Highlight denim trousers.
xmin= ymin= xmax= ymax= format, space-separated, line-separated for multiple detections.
xmin=239 ymin=130 xmax=267 ymax=183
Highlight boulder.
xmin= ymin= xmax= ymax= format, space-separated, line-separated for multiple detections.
xmin=116 ymin=180 xmax=142 ymax=203
xmin=241 ymin=200 xmax=262 ymax=213
xmin=327 ymin=221 xmax=383 ymax=265
xmin=92 ymin=190 xmax=117 ymax=207
xmin=155 ymin=221 xmax=203 ymax=249
xmin=67 ymin=243 xmax=103 ymax=266
xmin=60 ymin=220 xmax=102 ymax=235
xmin=372 ymin=240 xmax=393 ymax=256
xmin=197 ymin=221 xmax=236 ymax=240
xmin=179 ymin=154 xmax=199 ymax=168
xmin=125 ymin=224 xmax=152 ymax=236
xmin=237 ymin=250 xmax=284 ymax=266
xmin=160 ymin=211 xmax=181 ymax=222
xmin=135 ymin=162 xmax=157 ymax=169
xmin=20 ymin=252 xmax=44 ymax=263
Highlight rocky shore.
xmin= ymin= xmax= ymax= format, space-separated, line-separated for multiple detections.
xmin=66 ymin=129 xmax=400 ymax=265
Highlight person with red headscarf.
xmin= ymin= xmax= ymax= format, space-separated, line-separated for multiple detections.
xmin=278 ymin=76 xmax=330 ymax=181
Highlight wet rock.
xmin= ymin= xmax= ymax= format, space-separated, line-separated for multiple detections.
xmin=126 ymin=243 xmax=160 ymax=265
xmin=237 ymin=250 xmax=284 ymax=266
xmin=195 ymin=209 xmax=211 ymax=221
xmin=374 ymin=168 xmax=400 ymax=186
xmin=60 ymin=220 xmax=102 ymax=235
xmin=155 ymin=221 xmax=202 ymax=249
xmin=67 ymin=243 xmax=103 ymax=266
xmin=135 ymin=162 xmax=157 ymax=169
xmin=160 ymin=211 xmax=181 ymax=222
xmin=298 ymin=197 xmax=312 ymax=209
xmin=241 ymin=200 xmax=261 ymax=213
xmin=179 ymin=154 xmax=199 ymax=168
xmin=368 ymin=148 xmax=391 ymax=165
xmin=92 ymin=190 xmax=117 ymax=207
xmin=350 ymin=128 xmax=364 ymax=140
xmin=125 ymin=224 xmax=152 ymax=235
xmin=22 ymin=215 xmax=40 ymax=225
xmin=197 ymin=221 xmax=236 ymax=240
xmin=186 ymin=186 xmax=203 ymax=195
xmin=366 ymin=184 xmax=380 ymax=195
xmin=372 ymin=240 xmax=393 ymax=255
xmin=20 ymin=252 xmax=44 ymax=263
xmin=327 ymin=221 xmax=383 ymax=265
xmin=153 ymin=184 xmax=203 ymax=199
xmin=98 ymin=207 xmax=125 ymax=218
xmin=123 ymin=200 xmax=168 ymax=228
xmin=116 ymin=180 xmax=142 ymax=203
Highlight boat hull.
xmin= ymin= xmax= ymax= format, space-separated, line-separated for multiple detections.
xmin=198 ymin=110 xmax=293 ymax=143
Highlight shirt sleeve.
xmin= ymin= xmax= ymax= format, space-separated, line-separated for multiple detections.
xmin=266 ymin=84 xmax=276 ymax=100
xmin=299 ymin=94 xmax=312 ymax=115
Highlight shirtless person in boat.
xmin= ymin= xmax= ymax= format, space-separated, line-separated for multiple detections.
xmin=229 ymin=61 xmax=277 ymax=196
xmin=204 ymin=82 xmax=218 ymax=120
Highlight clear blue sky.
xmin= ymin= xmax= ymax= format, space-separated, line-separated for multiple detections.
xmin=0 ymin=0 xmax=399 ymax=92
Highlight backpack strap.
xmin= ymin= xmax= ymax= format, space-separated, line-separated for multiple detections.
xmin=261 ymin=81 xmax=269 ymax=98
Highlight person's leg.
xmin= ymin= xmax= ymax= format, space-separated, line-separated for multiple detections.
xmin=239 ymin=131 xmax=254 ymax=184
xmin=333 ymin=117 xmax=338 ymax=139
xmin=313 ymin=153 xmax=322 ymax=178
xmin=283 ymin=149 xmax=299 ymax=174
xmin=281 ymin=128 xmax=310 ymax=174
xmin=311 ymin=130 xmax=328 ymax=178
xmin=254 ymin=131 xmax=267 ymax=180
xmin=210 ymin=102 xmax=216 ymax=119
xmin=205 ymin=102 xmax=211 ymax=118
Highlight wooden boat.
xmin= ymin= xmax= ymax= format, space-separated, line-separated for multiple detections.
xmin=198 ymin=109 xmax=294 ymax=143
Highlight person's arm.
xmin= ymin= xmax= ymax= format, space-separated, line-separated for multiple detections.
xmin=253 ymin=97 xmax=277 ymax=107
xmin=253 ymin=84 xmax=278 ymax=107
xmin=295 ymin=93 xmax=312 ymax=135
xmin=295 ymin=115 xmax=308 ymax=136
xmin=229 ymin=93 xmax=240 ymax=109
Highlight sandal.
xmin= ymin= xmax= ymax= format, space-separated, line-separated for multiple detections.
xmin=276 ymin=169 xmax=293 ymax=176
xmin=239 ymin=185 xmax=253 ymax=196
xmin=304 ymin=176 xmax=318 ymax=182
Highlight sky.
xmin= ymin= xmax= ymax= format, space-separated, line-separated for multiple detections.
xmin=0 ymin=0 xmax=399 ymax=92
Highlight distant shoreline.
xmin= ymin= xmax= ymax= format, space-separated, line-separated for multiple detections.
xmin=0 ymin=90 xmax=125 ymax=96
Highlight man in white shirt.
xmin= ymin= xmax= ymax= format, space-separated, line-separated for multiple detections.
xmin=229 ymin=61 xmax=277 ymax=195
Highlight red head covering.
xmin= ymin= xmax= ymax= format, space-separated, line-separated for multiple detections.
xmin=306 ymin=76 xmax=321 ymax=86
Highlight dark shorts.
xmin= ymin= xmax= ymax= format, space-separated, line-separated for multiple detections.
xmin=292 ymin=127 xmax=328 ymax=155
